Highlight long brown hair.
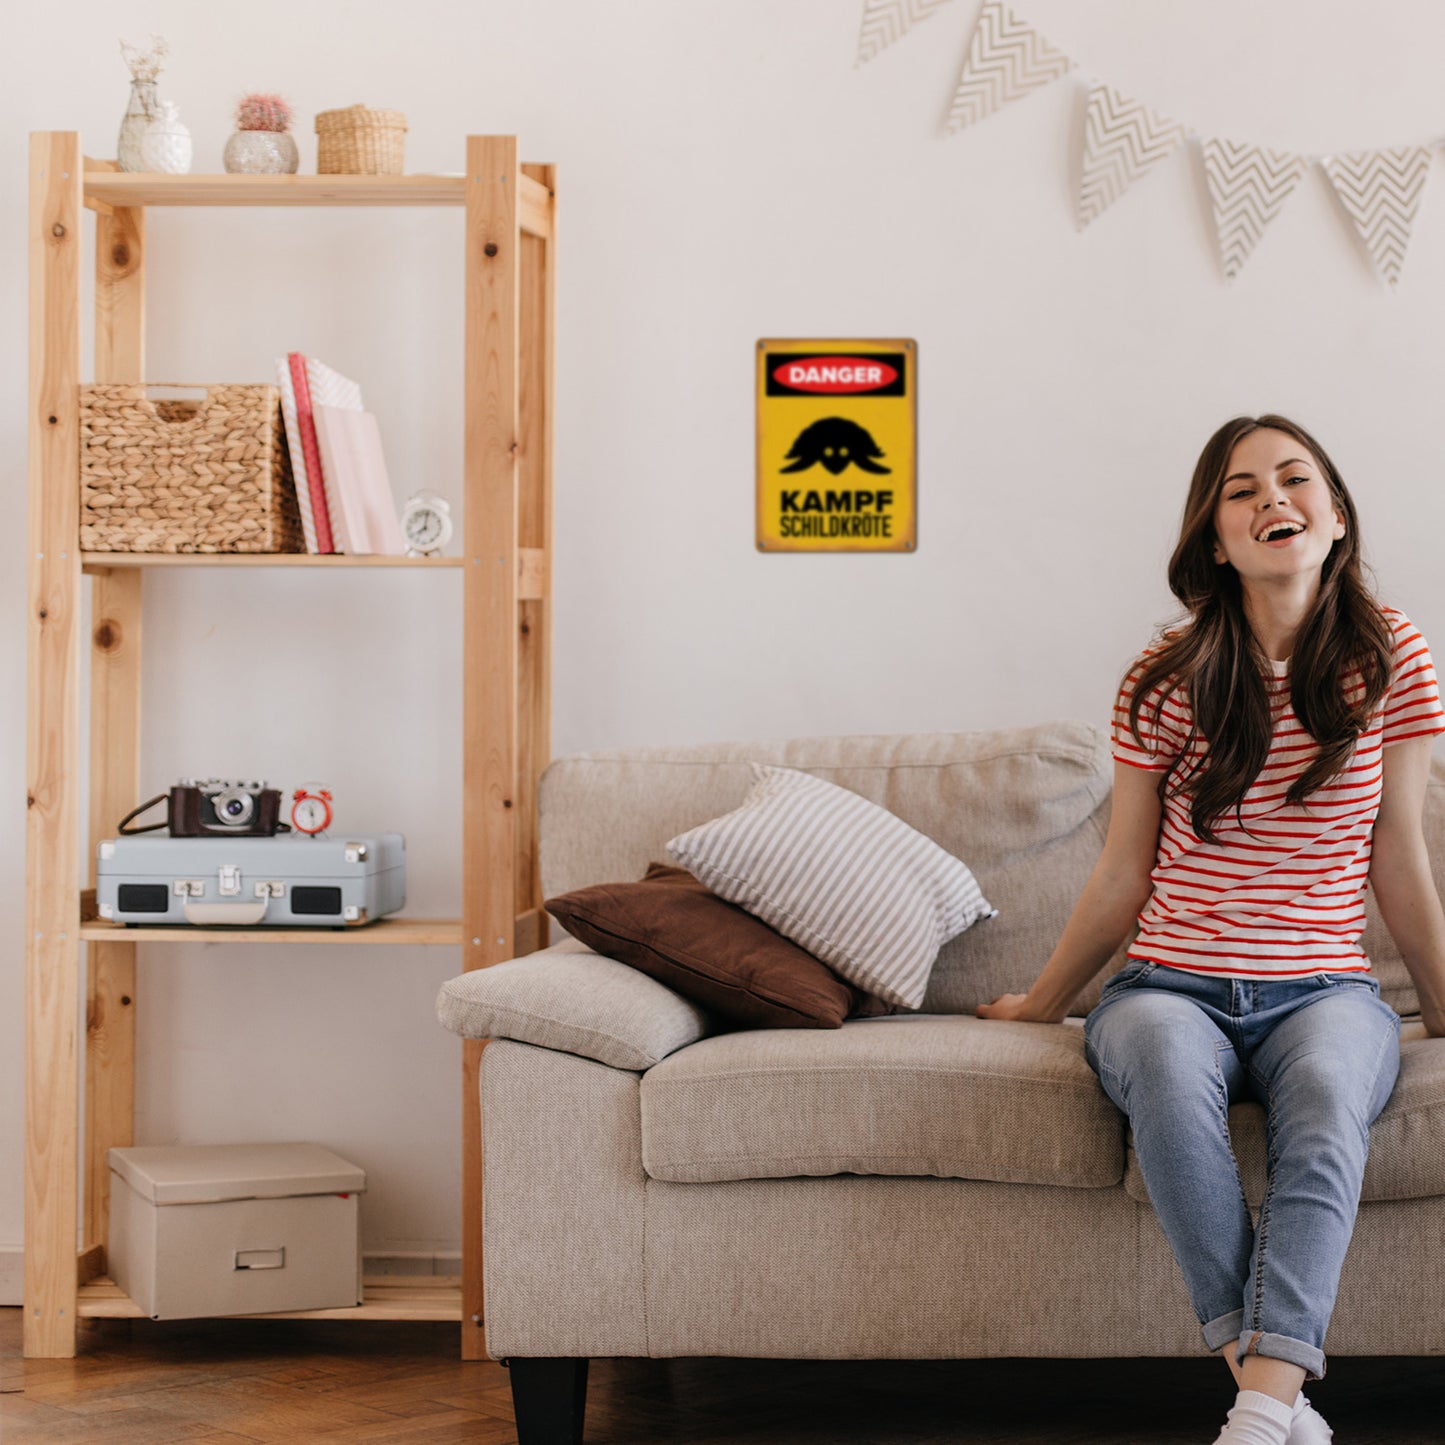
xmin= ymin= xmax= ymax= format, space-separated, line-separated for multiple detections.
xmin=1128 ymin=414 xmax=1393 ymax=843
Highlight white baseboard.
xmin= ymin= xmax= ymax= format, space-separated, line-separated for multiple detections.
xmin=0 ymin=1247 xmax=459 ymax=1304
xmin=0 ymin=1247 xmax=21 ymax=1306
xmin=362 ymin=1251 xmax=462 ymax=1277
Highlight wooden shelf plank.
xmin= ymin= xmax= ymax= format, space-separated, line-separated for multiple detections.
xmin=78 ymin=1276 xmax=464 ymax=1322
xmin=85 ymin=172 xmax=468 ymax=208
xmin=80 ymin=917 xmax=465 ymax=945
xmin=81 ymin=169 xmax=554 ymax=237
xmin=82 ymin=552 xmax=464 ymax=570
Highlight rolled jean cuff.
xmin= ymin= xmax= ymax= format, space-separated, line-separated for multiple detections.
xmin=1233 ymin=1329 xmax=1327 ymax=1382
xmin=1202 ymin=1309 xmax=1245 ymax=1353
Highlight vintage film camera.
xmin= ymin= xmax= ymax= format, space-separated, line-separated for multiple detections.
xmin=118 ymin=779 xmax=289 ymax=837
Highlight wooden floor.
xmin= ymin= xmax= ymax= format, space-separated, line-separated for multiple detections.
xmin=3 ymin=1308 xmax=1444 ymax=1443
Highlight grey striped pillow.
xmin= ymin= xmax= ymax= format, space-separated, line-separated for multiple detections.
xmin=665 ymin=765 xmax=996 ymax=1010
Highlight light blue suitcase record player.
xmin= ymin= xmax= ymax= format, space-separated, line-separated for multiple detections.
xmin=96 ymin=833 xmax=406 ymax=927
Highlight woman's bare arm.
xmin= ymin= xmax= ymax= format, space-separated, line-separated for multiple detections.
xmin=976 ymin=760 xmax=1162 ymax=1024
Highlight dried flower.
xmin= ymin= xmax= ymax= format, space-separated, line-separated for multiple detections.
xmin=119 ymin=35 xmax=168 ymax=83
xmin=236 ymin=93 xmax=294 ymax=133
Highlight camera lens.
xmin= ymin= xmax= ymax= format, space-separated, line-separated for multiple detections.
xmin=215 ymin=788 xmax=254 ymax=826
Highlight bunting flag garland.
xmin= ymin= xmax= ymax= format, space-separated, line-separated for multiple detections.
xmin=860 ymin=1 xmax=1442 ymax=284
xmin=945 ymin=0 xmax=1072 ymax=132
xmin=1201 ymin=140 xmax=1308 ymax=282
xmin=1319 ymin=147 xmax=1432 ymax=289
xmin=1077 ymin=83 xmax=1189 ymax=229
xmin=856 ymin=0 xmax=955 ymax=67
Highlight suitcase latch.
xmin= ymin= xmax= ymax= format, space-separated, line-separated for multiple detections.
xmin=218 ymin=864 xmax=242 ymax=897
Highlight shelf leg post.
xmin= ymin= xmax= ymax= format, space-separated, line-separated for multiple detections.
xmin=517 ymin=162 xmax=556 ymax=954
xmin=83 ymin=196 xmax=146 ymax=1268
xmin=461 ymin=133 xmax=522 ymax=1361
xmin=26 ymin=130 xmax=84 ymax=1359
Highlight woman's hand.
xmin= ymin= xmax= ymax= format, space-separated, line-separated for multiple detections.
xmin=975 ymin=993 xmax=1057 ymax=1023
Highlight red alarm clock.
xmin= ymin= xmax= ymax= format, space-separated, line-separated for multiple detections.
xmin=290 ymin=784 xmax=333 ymax=836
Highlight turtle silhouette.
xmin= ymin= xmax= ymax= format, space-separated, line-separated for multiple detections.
xmin=779 ymin=416 xmax=891 ymax=476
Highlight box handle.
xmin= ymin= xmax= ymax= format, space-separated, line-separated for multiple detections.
xmin=132 ymin=385 xmax=215 ymax=428
xmin=234 ymin=1247 xmax=285 ymax=1271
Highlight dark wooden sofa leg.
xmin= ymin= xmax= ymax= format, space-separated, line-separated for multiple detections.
xmin=507 ymin=1357 xmax=590 ymax=1444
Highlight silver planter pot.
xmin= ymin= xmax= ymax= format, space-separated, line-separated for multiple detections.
xmin=223 ymin=130 xmax=300 ymax=174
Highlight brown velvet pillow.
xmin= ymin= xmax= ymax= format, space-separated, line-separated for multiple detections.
xmin=545 ymin=863 xmax=896 ymax=1029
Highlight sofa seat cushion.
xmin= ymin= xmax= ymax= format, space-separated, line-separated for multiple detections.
xmin=639 ymin=1015 xmax=1124 ymax=1187
xmin=1123 ymin=1019 xmax=1445 ymax=1207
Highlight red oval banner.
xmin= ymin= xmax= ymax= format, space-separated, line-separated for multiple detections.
xmin=771 ymin=356 xmax=899 ymax=394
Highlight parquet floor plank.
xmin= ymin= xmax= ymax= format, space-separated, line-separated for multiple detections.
xmin=4 ymin=1309 xmax=1445 ymax=1443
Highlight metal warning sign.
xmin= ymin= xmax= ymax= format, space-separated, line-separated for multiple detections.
xmin=756 ymin=338 xmax=916 ymax=552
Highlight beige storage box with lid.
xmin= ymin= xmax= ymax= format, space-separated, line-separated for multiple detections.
xmin=107 ymin=1142 xmax=366 ymax=1320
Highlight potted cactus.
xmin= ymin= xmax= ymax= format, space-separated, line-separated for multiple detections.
xmin=224 ymin=93 xmax=299 ymax=174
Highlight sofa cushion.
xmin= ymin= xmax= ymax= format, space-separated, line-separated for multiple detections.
xmin=1122 ymin=1019 xmax=1445 ymax=1206
xmin=639 ymin=1015 xmax=1124 ymax=1187
xmin=436 ymin=940 xmax=709 ymax=1071
xmin=666 ymin=765 xmax=996 ymax=1009
xmin=545 ymin=863 xmax=894 ymax=1029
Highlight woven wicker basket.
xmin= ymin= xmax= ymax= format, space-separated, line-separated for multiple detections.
xmin=80 ymin=384 xmax=305 ymax=554
xmin=315 ymin=104 xmax=407 ymax=175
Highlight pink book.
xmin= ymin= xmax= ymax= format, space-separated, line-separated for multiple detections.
xmin=288 ymin=352 xmax=335 ymax=553
xmin=312 ymin=405 xmax=406 ymax=556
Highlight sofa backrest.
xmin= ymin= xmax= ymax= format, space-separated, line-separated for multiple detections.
xmin=538 ymin=721 xmax=1435 ymax=1019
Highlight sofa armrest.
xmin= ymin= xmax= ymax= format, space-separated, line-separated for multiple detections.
xmin=436 ymin=939 xmax=711 ymax=1071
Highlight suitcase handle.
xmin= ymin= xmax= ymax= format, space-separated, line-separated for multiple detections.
xmin=183 ymin=900 xmax=269 ymax=926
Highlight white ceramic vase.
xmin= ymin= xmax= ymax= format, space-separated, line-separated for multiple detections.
xmin=141 ymin=101 xmax=193 ymax=175
xmin=223 ymin=129 xmax=299 ymax=174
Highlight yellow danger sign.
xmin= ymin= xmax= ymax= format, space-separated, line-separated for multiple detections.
xmin=756 ymin=338 xmax=916 ymax=553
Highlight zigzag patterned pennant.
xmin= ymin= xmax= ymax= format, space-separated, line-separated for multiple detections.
xmin=856 ymin=0 xmax=955 ymax=67
xmin=1201 ymin=139 xmax=1307 ymax=281
xmin=946 ymin=0 xmax=1072 ymax=132
xmin=1077 ymin=82 xmax=1189 ymax=229
xmin=1319 ymin=147 xmax=1433 ymax=288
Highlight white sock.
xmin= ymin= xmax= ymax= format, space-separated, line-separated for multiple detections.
xmin=1212 ymin=1388 xmax=1295 ymax=1445
xmin=1288 ymin=1390 xmax=1334 ymax=1444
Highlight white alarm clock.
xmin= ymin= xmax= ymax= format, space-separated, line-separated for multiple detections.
xmin=290 ymin=784 xmax=333 ymax=836
xmin=401 ymin=491 xmax=454 ymax=557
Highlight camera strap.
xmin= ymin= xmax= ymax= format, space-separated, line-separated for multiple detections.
xmin=117 ymin=793 xmax=172 ymax=835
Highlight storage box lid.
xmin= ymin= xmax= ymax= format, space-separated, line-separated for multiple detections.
xmin=108 ymin=1142 xmax=366 ymax=1206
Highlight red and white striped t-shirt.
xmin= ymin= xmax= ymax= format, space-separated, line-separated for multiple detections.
xmin=1112 ymin=606 xmax=1445 ymax=979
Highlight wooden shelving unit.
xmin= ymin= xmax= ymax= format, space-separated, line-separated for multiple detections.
xmin=25 ymin=133 xmax=556 ymax=1359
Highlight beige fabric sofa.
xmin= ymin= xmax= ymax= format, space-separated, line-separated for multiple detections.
xmin=437 ymin=722 xmax=1445 ymax=1443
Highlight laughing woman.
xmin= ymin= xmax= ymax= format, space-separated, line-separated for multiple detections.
xmin=977 ymin=415 xmax=1445 ymax=1445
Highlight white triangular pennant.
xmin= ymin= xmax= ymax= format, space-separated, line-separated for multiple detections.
xmin=1201 ymin=139 xmax=1307 ymax=281
xmin=1077 ymin=82 xmax=1189 ymax=229
xmin=1320 ymin=146 xmax=1432 ymax=288
xmin=856 ymin=0 xmax=955 ymax=67
xmin=945 ymin=0 xmax=1072 ymax=132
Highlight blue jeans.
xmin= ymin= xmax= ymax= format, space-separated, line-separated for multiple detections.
xmin=1083 ymin=960 xmax=1402 ymax=1381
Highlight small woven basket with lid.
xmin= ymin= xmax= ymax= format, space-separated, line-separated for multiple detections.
xmin=80 ymin=384 xmax=304 ymax=554
xmin=315 ymin=104 xmax=407 ymax=174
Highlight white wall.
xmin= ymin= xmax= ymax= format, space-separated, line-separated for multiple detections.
xmin=5 ymin=0 xmax=1445 ymax=1278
